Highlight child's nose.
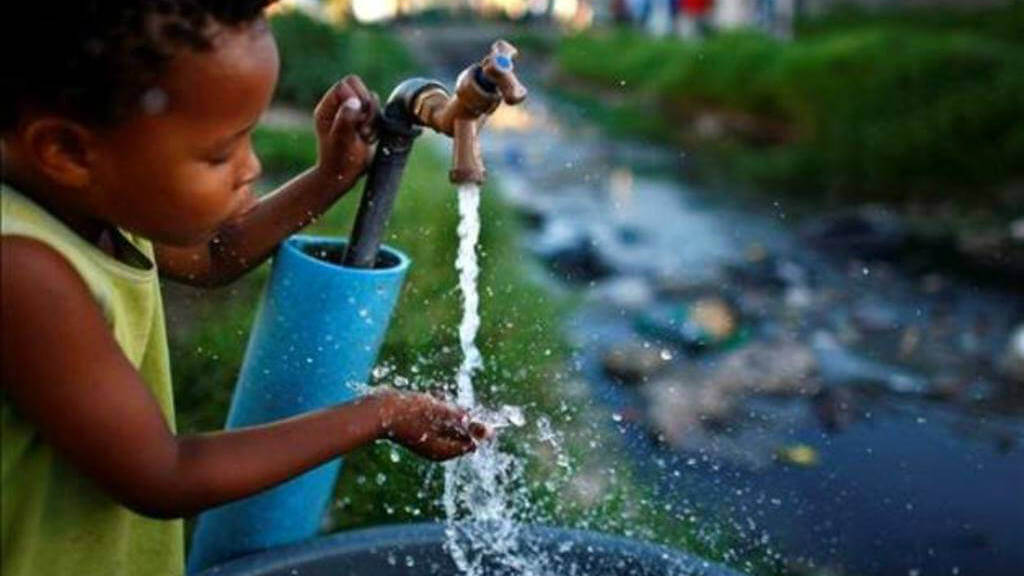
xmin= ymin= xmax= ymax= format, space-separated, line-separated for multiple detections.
xmin=238 ymin=146 xmax=262 ymax=188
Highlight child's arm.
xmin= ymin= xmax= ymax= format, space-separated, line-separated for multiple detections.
xmin=156 ymin=76 xmax=379 ymax=287
xmin=2 ymin=237 xmax=478 ymax=518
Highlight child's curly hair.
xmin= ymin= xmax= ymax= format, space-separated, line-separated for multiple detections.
xmin=1 ymin=1 xmax=279 ymax=131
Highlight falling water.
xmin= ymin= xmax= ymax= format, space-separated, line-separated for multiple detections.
xmin=453 ymin=184 xmax=483 ymax=407
xmin=443 ymin=184 xmax=541 ymax=575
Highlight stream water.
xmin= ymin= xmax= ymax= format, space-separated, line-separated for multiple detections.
xmin=474 ymin=90 xmax=1023 ymax=575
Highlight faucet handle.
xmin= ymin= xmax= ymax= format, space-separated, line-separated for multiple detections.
xmin=481 ymin=40 xmax=527 ymax=106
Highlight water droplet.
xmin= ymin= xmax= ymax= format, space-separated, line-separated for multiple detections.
xmin=500 ymin=405 xmax=526 ymax=427
xmin=659 ymin=348 xmax=673 ymax=360
xmin=611 ymin=412 xmax=623 ymax=423
xmin=376 ymin=473 xmax=387 ymax=485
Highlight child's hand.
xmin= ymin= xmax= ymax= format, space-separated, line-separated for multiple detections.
xmin=313 ymin=75 xmax=380 ymax=182
xmin=373 ymin=387 xmax=491 ymax=461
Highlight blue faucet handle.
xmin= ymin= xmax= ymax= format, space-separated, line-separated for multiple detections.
xmin=482 ymin=40 xmax=527 ymax=105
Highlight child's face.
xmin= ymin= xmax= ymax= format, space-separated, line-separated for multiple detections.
xmin=91 ymin=20 xmax=279 ymax=245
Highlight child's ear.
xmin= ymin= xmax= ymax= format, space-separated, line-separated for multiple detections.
xmin=21 ymin=118 xmax=99 ymax=189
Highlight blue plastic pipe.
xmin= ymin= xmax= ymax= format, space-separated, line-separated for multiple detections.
xmin=186 ymin=236 xmax=410 ymax=573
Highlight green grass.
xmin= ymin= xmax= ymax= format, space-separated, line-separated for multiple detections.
xmin=797 ymin=1 xmax=1024 ymax=43
xmin=554 ymin=6 xmax=1024 ymax=205
xmin=271 ymin=10 xmax=420 ymax=106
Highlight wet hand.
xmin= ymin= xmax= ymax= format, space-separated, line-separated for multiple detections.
xmin=373 ymin=387 xmax=492 ymax=461
xmin=312 ymin=75 xmax=380 ymax=182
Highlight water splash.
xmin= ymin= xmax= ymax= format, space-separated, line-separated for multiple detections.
xmin=443 ymin=184 xmax=543 ymax=575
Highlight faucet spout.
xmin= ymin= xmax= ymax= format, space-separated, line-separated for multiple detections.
xmin=402 ymin=39 xmax=527 ymax=184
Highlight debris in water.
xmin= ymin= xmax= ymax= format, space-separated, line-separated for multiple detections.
xmin=775 ymin=444 xmax=820 ymax=468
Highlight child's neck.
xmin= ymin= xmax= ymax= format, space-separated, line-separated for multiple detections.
xmin=4 ymin=171 xmax=118 ymax=257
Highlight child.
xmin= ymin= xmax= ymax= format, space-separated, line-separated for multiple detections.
xmin=0 ymin=2 xmax=485 ymax=575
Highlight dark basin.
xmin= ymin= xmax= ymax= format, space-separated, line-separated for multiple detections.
xmin=195 ymin=522 xmax=743 ymax=576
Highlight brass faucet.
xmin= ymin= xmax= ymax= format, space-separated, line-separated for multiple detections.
xmin=404 ymin=40 xmax=527 ymax=184
xmin=343 ymin=40 xmax=526 ymax=267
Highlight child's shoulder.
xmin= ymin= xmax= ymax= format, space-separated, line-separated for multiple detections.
xmin=3 ymin=184 xmax=155 ymax=279
xmin=2 ymin=186 xmax=86 ymax=254
xmin=2 ymin=183 xmax=174 ymax=399
xmin=2 ymin=186 xmax=106 ymax=320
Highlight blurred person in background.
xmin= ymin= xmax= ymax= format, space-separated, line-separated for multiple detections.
xmin=677 ymin=0 xmax=715 ymax=38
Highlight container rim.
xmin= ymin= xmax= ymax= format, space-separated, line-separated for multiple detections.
xmin=283 ymin=235 xmax=411 ymax=275
xmin=194 ymin=522 xmax=746 ymax=576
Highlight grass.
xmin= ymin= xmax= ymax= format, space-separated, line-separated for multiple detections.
xmin=271 ymin=10 xmax=420 ymax=106
xmin=796 ymin=1 xmax=1024 ymax=43
xmin=553 ymin=4 xmax=1024 ymax=206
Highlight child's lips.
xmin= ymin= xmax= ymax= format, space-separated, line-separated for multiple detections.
xmin=231 ymin=188 xmax=258 ymax=217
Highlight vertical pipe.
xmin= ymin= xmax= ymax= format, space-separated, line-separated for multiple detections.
xmin=344 ymin=115 xmax=422 ymax=268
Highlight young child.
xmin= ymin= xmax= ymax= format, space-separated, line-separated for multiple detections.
xmin=0 ymin=2 xmax=485 ymax=575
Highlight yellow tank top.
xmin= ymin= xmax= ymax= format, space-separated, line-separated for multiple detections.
xmin=1 ymin=185 xmax=183 ymax=576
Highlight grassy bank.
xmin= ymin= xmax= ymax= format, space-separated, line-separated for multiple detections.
xmin=554 ymin=4 xmax=1024 ymax=207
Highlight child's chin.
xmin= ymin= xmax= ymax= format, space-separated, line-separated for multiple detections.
xmin=161 ymin=227 xmax=218 ymax=247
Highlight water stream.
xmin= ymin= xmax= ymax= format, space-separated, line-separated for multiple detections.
xmin=453 ymin=184 xmax=483 ymax=408
xmin=443 ymin=184 xmax=540 ymax=575
xmin=476 ymin=91 xmax=1024 ymax=575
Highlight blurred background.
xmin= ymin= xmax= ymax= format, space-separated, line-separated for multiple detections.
xmin=166 ymin=2 xmax=1024 ymax=575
